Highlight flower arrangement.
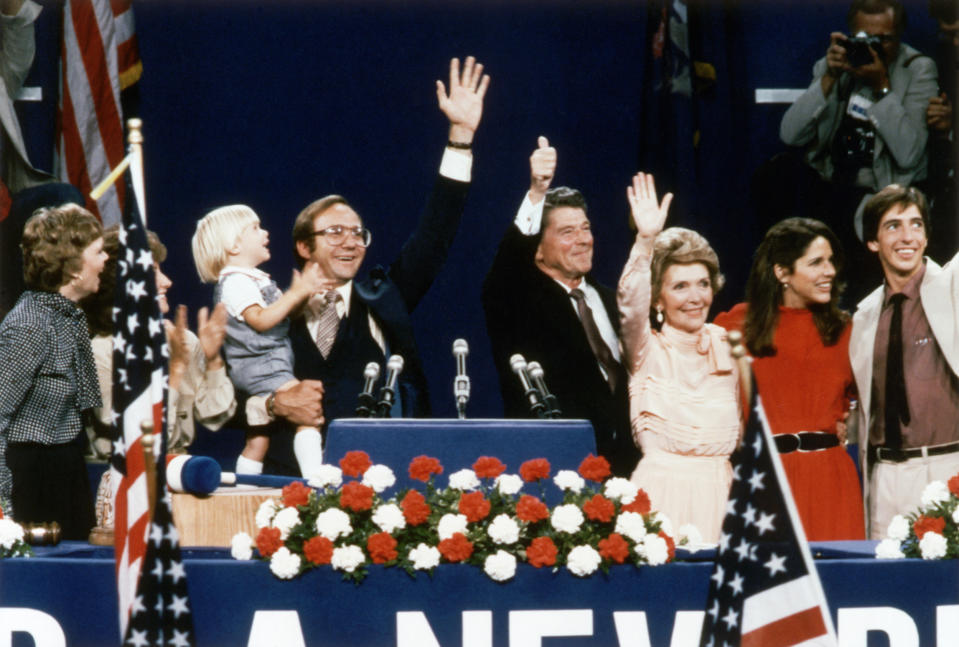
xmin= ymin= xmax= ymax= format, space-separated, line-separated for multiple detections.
xmin=0 ymin=506 xmax=32 ymax=559
xmin=875 ymin=472 xmax=959 ymax=560
xmin=232 ymin=451 xmax=679 ymax=583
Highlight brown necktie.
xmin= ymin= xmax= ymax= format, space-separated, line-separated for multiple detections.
xmin=314 ymin=290 xmax=342 ymax=359
xmin=569 ymin=288 xmax=619 ymax=393
xmin=883 ymin=293 xmax=910 ymax=448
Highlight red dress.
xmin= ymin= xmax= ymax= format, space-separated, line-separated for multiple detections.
xmin=714 ymin=304 xmax=865 ymax=540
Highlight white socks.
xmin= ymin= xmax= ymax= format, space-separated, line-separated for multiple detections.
xmin=294 ymin=427 xmax=324 ymax=477
xmin=236 ymin=455 xmax=263 ymax=475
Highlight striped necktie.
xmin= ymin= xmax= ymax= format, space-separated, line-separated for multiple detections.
xmin=314 ymin=290 xmax=342 ymax=359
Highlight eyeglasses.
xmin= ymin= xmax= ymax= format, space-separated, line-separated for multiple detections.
xmin=311 ymin=225 xmax=372 ymax=247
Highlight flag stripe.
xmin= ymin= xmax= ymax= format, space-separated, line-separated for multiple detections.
xmin=742 ymin=575 xmax=821 ymax=631
xmin=742 ymin=606 xmax=828 ymax=647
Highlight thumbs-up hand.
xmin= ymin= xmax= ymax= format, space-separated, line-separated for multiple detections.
xmin=530 ymin=135 xmax=557 ymax=201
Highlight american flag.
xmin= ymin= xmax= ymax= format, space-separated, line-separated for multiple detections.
xmin=699 ymin=387 xmax=836 ymax=647
xmin=110 ymin=172 xmax=195 ymax=645
xmin=57 ymin=0 xmax=142 ymax=225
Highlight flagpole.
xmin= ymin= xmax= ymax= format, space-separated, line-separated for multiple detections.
xmin=127 ymin=118 xmax=147 ymax=225
xmin=141 ymin=421 xmax=156 ymax=524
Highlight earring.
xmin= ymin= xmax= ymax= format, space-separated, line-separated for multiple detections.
xmin=782 ymin=281 xmax=789 ymax=290
xmin=655 ymin=306 xmax=664 ymax=324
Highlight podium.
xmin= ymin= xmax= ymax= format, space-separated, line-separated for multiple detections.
xmin=325 ymin=418 xmax=597 ymax=491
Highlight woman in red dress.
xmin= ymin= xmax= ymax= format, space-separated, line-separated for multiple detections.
xmin=714 ymin=218 xmax=864 ymax=540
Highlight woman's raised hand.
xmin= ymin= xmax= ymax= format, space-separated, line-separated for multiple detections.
xmin=627 ymin=172 xmax=673 ymax=240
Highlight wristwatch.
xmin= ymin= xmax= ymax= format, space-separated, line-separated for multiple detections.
xmin=266 ymin=391 xmax=277 ymax=419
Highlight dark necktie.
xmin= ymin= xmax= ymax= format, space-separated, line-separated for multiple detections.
xmin=569 ymin=288 xmax=619 ymax=393
xmin=314 ymin=291 xmax=342 ymax=359
xmin=884 ymin=293 xmax=910 ymax=448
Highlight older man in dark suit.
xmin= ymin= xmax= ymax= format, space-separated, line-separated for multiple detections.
xmin=482 ymin=137 xmax=635 ymax=476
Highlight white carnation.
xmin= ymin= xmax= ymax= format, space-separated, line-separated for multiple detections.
xmin=362 ymin=464 xmax=396 ymax=493
xmin=449 ymin=469 xmax=480 ymax=491
xmin=230 ymin=532 xmax=254 ymax=560
xmin=272 ymin=506 xmax=301 ymax=540
xmin=483 ymin=550 xmax=517 ymax=582
xmin=615 ymin=512 xmax=648 ymax=543
xmin=307 ymin=464 xmax=343 ymax=489
xmin=921 ymin=480 xmax=951 ymax=507
xmin=487 ymin=514 xmax=521 ymax=545
xmin=255 ymin=499 xmax=280 ymax=529
xmin=372 ymin=504 xmax=406 ymax=534
xmin=875 ymin=538 xmax=906 ymax=559
xmin=331 ymin=545 xmax=366 ymax=572
xmin=919 ymin=531 xmax=948 ymax=560
xmin=566 ymin=545 xmax=601 ymax=577
xmin=550 ymin=504 xmax=585 ymax=534
xmin=495 ymin=473 xmax=524 ymax=496
xmin=437 ymin=513 xmax=469 ymax=540
xmin=553 ymin=470 xmax=585 ymax=493
xmin=953 ymin=507 xmax=959 ymax=524
xmin=603 ymin=477 xmax=639 ymax=504
xmin=408 ymin=543 xmax=441 ymax=570
xmin=886 ymin=515 xmax=911 ymax=542
xmin=678 ymin=524 xmax=703 ymax=549
xmin=269 ymin=547 xmax=301 ymax=579
xmin=315 ymin=508 xmax=353 ymax=540
xmin=642 ymin=533 xmax=670 ymax=565
xmin=652 ymin=511 xmax=674 ymax=538
xmin=0 ymin=518 xmax=25 ymax=550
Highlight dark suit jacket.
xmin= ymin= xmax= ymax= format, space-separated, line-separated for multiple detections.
xmin=481 ymin=223 xmax=636 ymax=476
xmin=264 ymin=174 xmax=470 ymax=474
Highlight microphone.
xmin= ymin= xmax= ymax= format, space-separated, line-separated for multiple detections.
xmin=375 ymin=355 xmax=404 ymax=418
xmin=527 ymin=361 xmax=562 ymax=419
xmin=453 ymin=339 xmax=470 ymax=419
xmin=354 ymin=361 xmax=381 ymax=417
xmin=509 ymin=354 xmax=547 ymax=419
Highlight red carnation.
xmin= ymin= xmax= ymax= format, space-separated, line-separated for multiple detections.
xmin=408 ymin=455 xmax=443 ymax=482
xmin=519 ymin=458 xmax=551 ymax=482
xmin=583 ymin=494 xmax=616 ymax=523
xmin=438 ymin=532 xmax=474 ymax=563
xmin=621 ymin=489 xmax=652 ymax=515
xmin=401 ymin=490 xmax=431 ymax=526
xmin=578 ymin=454 xmax=611 ymax=482
xmin=0 ymin=505 xmax=4 ymax=519
xmin=255 ymin=526 xmax=283 ymax=557
xmin=515 ymin=495 xmax=549 ymax=523
xmin=526 ymin=536 xmax=558 ymax=567
xmin=659 ymin=531 xmax=676 ymax=562
xmin=949 ymin=474 xmax=959 ymax=497
xmin=282 ymin=481 xmax=312 ymax=508
xmin=472 ymin=456 xmax=507 ymax=479
xmin=303 ymin=536 xmax=334 ymax=565
xmin=598 ymin=532 xmax=630 ymax=564
xmin=913 ymin=514 xmax=947 ymax=539
xmin=458 ymin=491 xmax=491 ymax=523
xmin=367 ymin=532 xmax=399 ymax=564
xmin=340 ymin=481 xmax=374 ymax=512
xmin=339 ymin=450 xmax=372 ymax=477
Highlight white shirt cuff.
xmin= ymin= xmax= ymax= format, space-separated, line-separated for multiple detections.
xmin=440 ymin=148 xmax=472 ymax=183
xmin=246 ymin=394 xmax=271 ymax=426
xmin=514 ymin=192 xmax=545 ymax=235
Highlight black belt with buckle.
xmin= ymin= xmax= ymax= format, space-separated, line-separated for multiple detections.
xmin=869 ymin=441 xmax=959 ymax=464
xmin=774 ymin=431 xmax=840 ymax=454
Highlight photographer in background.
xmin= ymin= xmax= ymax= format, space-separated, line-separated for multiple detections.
xmin=780 ymin=0 xmax=938 ymax=304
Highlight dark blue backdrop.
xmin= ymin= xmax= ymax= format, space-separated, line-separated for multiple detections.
xmin=15 ymin=0 xmax=944 ymax=423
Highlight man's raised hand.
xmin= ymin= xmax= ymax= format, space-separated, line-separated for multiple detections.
xmin=436 ymin=56 xmax=490 ymax=145
xmin=529 ymin=136 xmax=557 ymax=204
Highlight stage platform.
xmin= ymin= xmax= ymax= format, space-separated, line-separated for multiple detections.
xmin=0 ymin=541 xmax=955 ymax=646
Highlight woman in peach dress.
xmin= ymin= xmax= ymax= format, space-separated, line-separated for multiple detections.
xmin=617 ymin=173 xmax=741 ymax=543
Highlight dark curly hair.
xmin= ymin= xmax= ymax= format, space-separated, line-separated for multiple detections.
xmin=21 ymin=203 xmax=102 ymax=293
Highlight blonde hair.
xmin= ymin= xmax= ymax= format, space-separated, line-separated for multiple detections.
xmin=191 ymin=204 xmax=260 ymax=283
xmin=650 ymin=227 xmax=724 ymax=306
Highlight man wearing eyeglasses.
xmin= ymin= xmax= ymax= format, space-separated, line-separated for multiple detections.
xmin=779 ymin=0 xmax=937 ymax=303
xmin=251 ymin=57 xmax=488 ymax=472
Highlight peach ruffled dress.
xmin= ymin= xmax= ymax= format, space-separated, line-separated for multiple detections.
xmin=617 ymin=240 xmax=741 ymax=543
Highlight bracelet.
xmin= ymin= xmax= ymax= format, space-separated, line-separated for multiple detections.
xmin=266 ymin=392 xmax=277 ymax=419
xmin=447 ymin=140 xmax=472 ymax=150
